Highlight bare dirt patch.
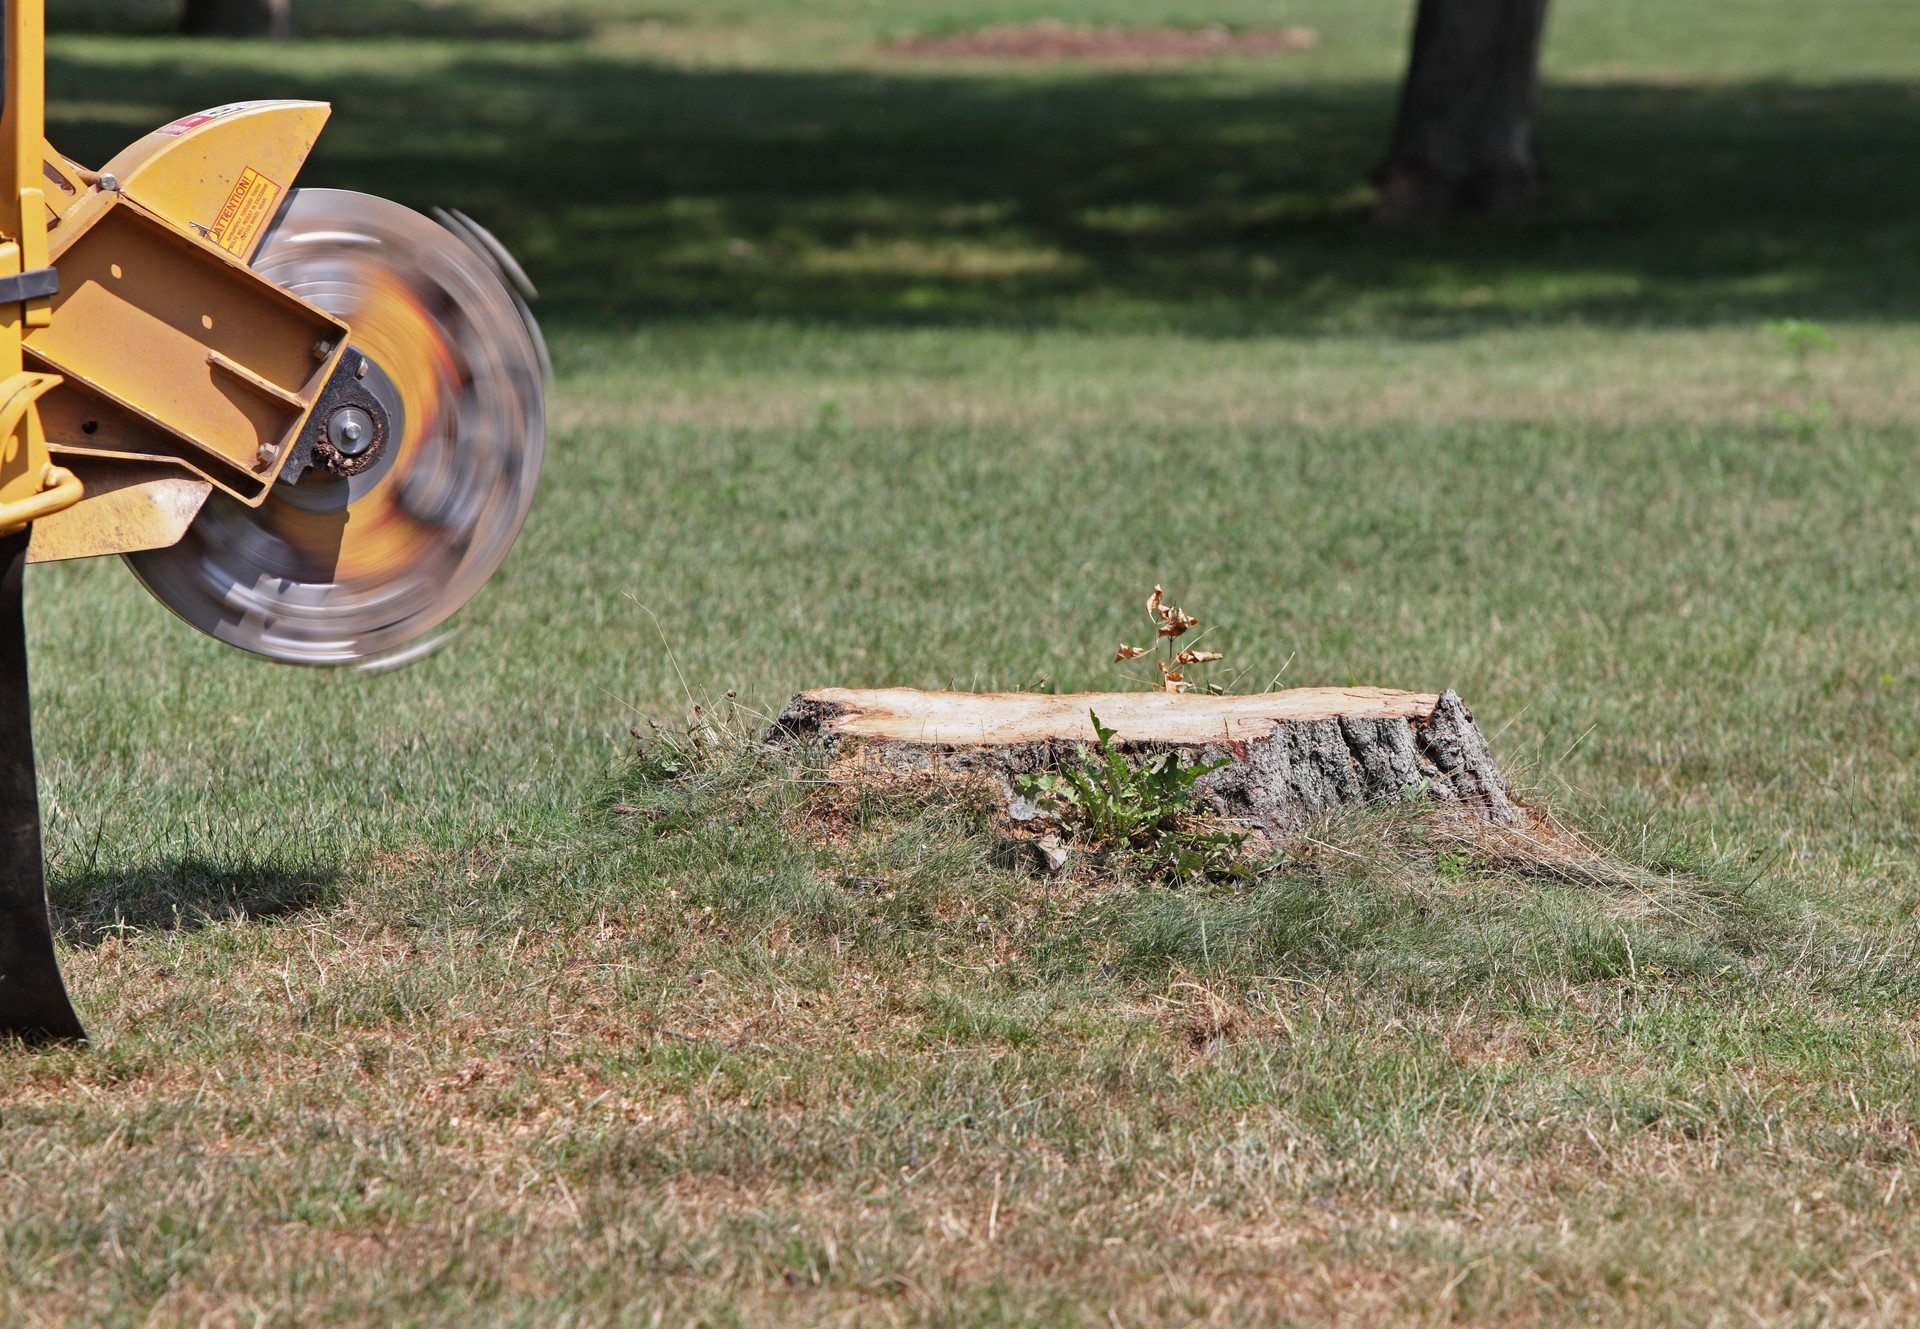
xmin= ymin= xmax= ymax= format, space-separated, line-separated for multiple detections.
xmin=887 ymin=22 xmax=1317 ymax=65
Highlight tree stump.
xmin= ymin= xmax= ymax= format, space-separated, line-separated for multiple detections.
xmin=769 ymin=687 xmax=1518 ymax=837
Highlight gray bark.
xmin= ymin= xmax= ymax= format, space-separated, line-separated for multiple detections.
xmin=769 ymin=687 xmax=1518 ymax=838
xmin=1376 ymin=0 xmax=1551 ymax=223
xmin=182 ymin=0 xmax=292 ymax=38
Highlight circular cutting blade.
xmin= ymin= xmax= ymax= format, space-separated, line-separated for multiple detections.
xmin=126 ymin=189 xmax=546 ymax=665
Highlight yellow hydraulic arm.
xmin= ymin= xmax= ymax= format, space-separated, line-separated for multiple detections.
xmin=0 ymin=0 xmax=76 ymax=540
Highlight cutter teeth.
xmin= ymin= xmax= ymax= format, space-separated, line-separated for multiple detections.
xmin=434 ymin=205 xmax=552 ymax=386
xmin=125 ymin=189 xmax=546 ymax=666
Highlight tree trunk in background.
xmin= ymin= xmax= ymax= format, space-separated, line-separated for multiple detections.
xmin=1375 ymin=0 xmax=1550 ymax=223
xmin=181 ymin=0 xmax=291 ymax=38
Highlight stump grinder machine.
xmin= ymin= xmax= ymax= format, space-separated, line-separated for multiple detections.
xmin=0 ymin=0 xmax=545 ymax=1042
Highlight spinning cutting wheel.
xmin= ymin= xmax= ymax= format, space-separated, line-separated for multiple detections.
xmin=126 ymin=190 xmax=546 ymax=664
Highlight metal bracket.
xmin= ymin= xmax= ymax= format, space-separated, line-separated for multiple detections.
xmin=0 ymin=373 xmax=80 ymax=538
xmin=272 ymin=347 xmax=390 ymax=484
xmin=0 ymin=266 xmax=58 ymax=305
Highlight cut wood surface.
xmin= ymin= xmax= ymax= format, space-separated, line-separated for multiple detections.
xmin=771 ymin=686 xmax=1518 ymax=836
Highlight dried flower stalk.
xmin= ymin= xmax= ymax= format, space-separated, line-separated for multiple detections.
xmin=1117 ymin=584 xmax=1222 ymax=693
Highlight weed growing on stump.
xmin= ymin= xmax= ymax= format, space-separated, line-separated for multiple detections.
xmin=1016 ymin=710 xmax=1246 ymax=884
xmin=1016 ymin=586 xmax=1244 ymax=882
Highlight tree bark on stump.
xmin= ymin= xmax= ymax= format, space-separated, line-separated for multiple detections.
xmin=1374 ymin=0 xmax=1551 ymax=223
xmin=181 ymin=0 xmax=292 ymax=38
xmin=769 ymin=687 xmax=1518 ymax=838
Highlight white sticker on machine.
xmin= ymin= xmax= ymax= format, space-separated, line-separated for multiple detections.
xmin=154 ymin=103 xmax=252 ymax=137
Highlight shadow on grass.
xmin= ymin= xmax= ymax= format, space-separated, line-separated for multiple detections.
xmin=37 ymin=42 xmax=1920 ymax=335
xmin=49 ymin=854 xmax=341 ymax=947
xmin=51 ymin=0 xmax=601 ymax=41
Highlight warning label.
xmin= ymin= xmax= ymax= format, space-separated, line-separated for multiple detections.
xmin=206 ymin=167 xmax=283 ymax=256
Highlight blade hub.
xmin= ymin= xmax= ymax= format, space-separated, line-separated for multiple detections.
xmin=327 ymin=406 xmax=376 ymax=457
xmin=280 ymin=348 xmax=392 ymax=482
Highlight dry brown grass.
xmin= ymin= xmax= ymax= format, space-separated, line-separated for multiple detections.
xmin=16 ymin=593 xmax=1899 ymax=1321
xmin=8 ymin=766 xmax=1913 ymax=1325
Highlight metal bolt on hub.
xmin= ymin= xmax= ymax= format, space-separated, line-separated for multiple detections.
xmin=326 ymin=405 xmax=375 ymax=457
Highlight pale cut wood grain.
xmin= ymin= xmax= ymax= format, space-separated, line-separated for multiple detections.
xmin=770 ymin=686 xmax=1517 ymax=836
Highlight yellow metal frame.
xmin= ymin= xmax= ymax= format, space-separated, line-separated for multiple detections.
xmin=0 ymin=0 xmax=73 ymax=537
xmin=0 ymin=1 xmax=349 ymax=558
xmin=0 ymin=370 xmax=70 ymax=533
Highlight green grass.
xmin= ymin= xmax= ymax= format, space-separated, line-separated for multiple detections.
xmin=9 ymin=0 xmax=1920 ymax=1322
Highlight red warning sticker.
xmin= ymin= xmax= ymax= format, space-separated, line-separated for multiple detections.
xmin=154 ymin=103 xmax=251 ymax=137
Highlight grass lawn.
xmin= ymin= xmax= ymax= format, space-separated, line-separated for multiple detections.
xmin=9 ymin=0 xmax=1920 ymax=1322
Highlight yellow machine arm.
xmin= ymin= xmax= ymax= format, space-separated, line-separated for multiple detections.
xmin=0 ymin=0 xmax=545 ymax=1042
xmin=22 ymin=99 xmax=333 ymax=561
xmin=0 ymin=0 xmax=67 ymax=538
xmin=13 ymin=94 xmax=543 ymax=662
